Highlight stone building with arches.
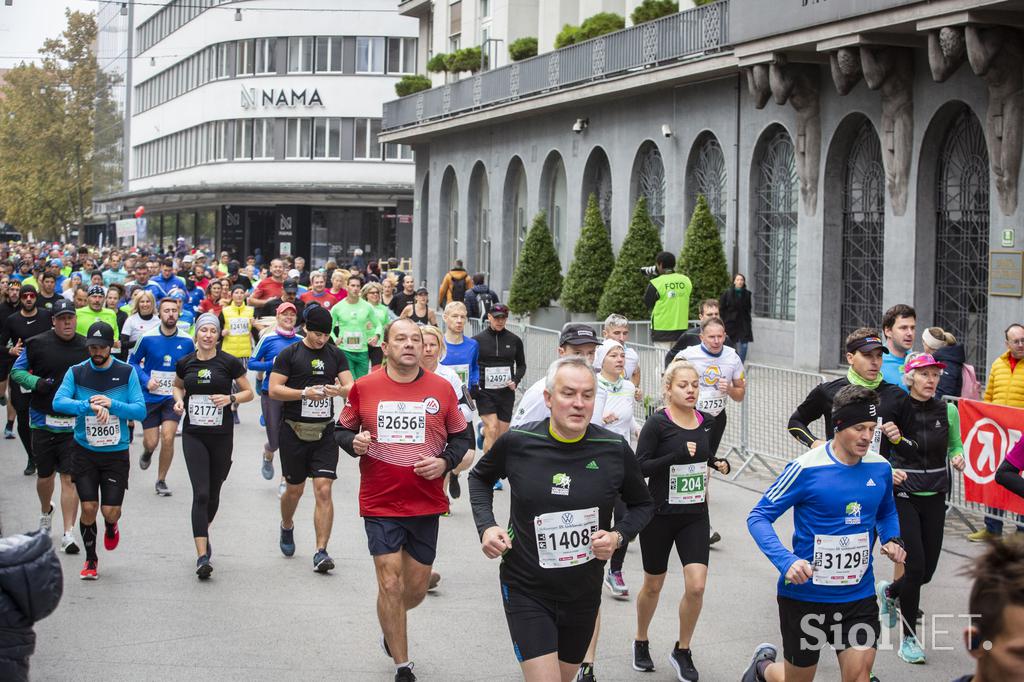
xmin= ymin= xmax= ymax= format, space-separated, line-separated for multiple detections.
xmin=382 ymin=0 xmax=1023 ymax=373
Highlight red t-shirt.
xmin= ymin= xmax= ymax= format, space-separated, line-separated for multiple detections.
xmin=252 ymin=278 xmax=284 ymax=302
xmin=300 ymin=289 xmax=338 ymax=310
xmin=338 ymin=368 xmax=468 ymax=517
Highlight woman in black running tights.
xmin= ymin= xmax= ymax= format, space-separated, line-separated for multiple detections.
xmin=632 ymin=359 xmax=730 ymax=680
xmin=173 ymin=313 xmax=253 ymax=579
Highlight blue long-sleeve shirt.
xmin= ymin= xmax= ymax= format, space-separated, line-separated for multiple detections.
xmin=441 ymin=336 xmax=479 ymax=390
xmin=128 ymin=326 xmax=195 ymax=403
xmin=52 ymin=357 xmax=146 ymax=452
xmin=249 ymin=329 xmax=303 ymax=391
xmin=151 ymin=273 xmax=188 ymax=297
xmin=747 ymin=442 xmax=901 ymax=603
xmin=881 ymin=353 xmax=909 ymax=393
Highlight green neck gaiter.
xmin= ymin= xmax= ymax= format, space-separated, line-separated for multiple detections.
xmin=847 ymin=367 xmax=882 ymax=390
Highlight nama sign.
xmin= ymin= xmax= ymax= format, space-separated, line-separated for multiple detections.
xmin=241 ymin=86 xmax=325 ymax=109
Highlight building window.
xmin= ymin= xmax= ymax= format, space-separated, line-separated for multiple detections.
xmin=316 ymin=36 xmax=343 ymax=73
xmin=385 ymin=143 xmax=414 ymax=161
xmin=214 ymin=120 xmax=228 ymax=161
xmin=288 ymin=36 xmax=314 ymax=73
xmin=635 ymin=143 xmax=666 ymax=238
xmin=480 ymin=0 xmax=490 ymax=18
xmin=236 ymin=39 xmax=254 ymax=76
xmin=253 ymin=119 xmax=274 ymax=159
xmin=354 ymin=118 xmax=382 ymax=159
xmin=255 ymin=38 xmax=276 ymax=74
xmin=449 ymin=34 xmax=461 ymax=52
xmin=214 ymin=42 xmax=231 ymax=79
xmin=286 ymin=118 xmax=312 ymax=159
xmin=753 ymin=129 xmax=798 ymax=321
xmin=313 ymin=118 xmax=342 ymax=159
xmin=235 ymin=119 xmax=254 ymax=160
xmin=686 ymin=134 xmax=727 ymax=239
xmin=450 ymin=1 xmax=462 ymax=35
xmin=387 ymin=38 xmax=417 ymax=74
xmin=356 ymin=37 xmax=386 ymax=73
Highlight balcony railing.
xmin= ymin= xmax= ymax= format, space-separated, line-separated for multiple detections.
xmin=382 ymin=0 xmax=729 ymax=132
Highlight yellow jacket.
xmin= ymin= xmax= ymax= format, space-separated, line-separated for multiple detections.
xmin=984 ymin=351 xmax=1024 ymax=408
xmin=221 ymin=304 xmax=254 ymax=358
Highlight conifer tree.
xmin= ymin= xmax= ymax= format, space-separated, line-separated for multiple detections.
xmin=597 ymin=197 xmax=663 ymax=320
xmin=562 ymin=194 xmax=615 ymax=313
xmin=508 ymin=211 xmax=563 ymax=315
xmin=678 ymin=195 xmax=730 ymax=318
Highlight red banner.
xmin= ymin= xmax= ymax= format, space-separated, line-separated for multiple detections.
xmin=960 ymin=399 xmax=1024 ymax=514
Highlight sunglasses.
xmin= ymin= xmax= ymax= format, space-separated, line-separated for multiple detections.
xmin=20 ymin=293 xmax=36 ymax=299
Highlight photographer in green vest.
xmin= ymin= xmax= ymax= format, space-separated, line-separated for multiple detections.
xmin=643 ymin=251 xmax=692 ymax=351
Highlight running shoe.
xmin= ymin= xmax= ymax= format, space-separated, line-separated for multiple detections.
xmin=493 ymin=479 xmax=503 ymax=491
xmin=632 ymin=640 xmax=655 ymax=672
xmin=61 ymin=533 xmax=80 ymax=554
xmin=196 ymin=554 xmax=213 ymax=580
xmin=155 ymin=480 xmax=172 ymax=496
xmin=139 ymin=449 xmax=153 ymax=470
xmin=898 ymin=635 xmax=926 ymax=664
xmin=23 ymin=460 xmax=35 ymax=476
xmin=575 ymin=663 xmax=596 ymax=682
xmin=967 ymin=529 xmax=998 ymax=542
xmin=206 ymin=539 xmax=212 ymax=558
xmin=740 ymin=643 xmax=777 ymax=682
xmin=104 ymin=522 xmax=119 ymax=550
xmin=668 ymin=643 xmax=698 ymax=682
xmin=448 ymin=473 xmax=461 ymax=499
xmin=395 ymin=664 xmax=416 ymax=682
xmin=604 ymin=569 xmax=629 ymax=598
xmin=79 ymin=560 xmax=98 ymax=580
xmin=279 ymin=525 xmax=295 ymax=556
xmin=39 ymin=505 xmax=53 ymax=533
xmin=428 ymin=571 xmax=441 ymax=591
xmin=708 ymin=530 xmax=721 ymax=546
xmin=869 ymin=673 xmax=880 ymax=682
xmin=313 ymin=549 xmax=335 ymax=573
xmin=3 ymin=424 xmax=13 ymax=439
xmin=261 ymin=456 xmax=274 ymax=480
xmin=876 ymin=580 xmax=898 ymax=629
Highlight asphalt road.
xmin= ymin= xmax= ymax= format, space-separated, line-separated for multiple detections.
xmin=0 ymin=399 xmax=987 ymax=681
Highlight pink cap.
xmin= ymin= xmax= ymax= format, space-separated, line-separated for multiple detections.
xmin=904 ymin=353 xmax=946 ymax=372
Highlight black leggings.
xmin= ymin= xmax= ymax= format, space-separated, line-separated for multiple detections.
xmin=707 ymin=409 xmax=727 ymax=457
xmin=610 ymin=497 xmax=629 ymax=572
xmin=10 ymin=386 xmax=31 ymax=462
xmin=889 ymin=494 xmax=946 ymax=636
xmin=182 ymin=431 xmax=233 ymax=538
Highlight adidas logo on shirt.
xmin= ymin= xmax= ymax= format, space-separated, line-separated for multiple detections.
xmin=866 ymin=479 xmax=876 ymax=487
xmin=585 ymin=460 xmax=599 ymax=470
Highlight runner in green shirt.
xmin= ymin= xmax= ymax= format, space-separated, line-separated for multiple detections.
xmin=76 ymin=285 xmax=121 ymax=342
xmin=329 ymin=274 xmax=381 ymax=379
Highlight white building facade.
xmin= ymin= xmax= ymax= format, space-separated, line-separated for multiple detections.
xmin=94 ymin=0 xmax=418 ymax=266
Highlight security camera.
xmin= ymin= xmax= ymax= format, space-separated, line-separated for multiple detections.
xmin=572 ymin=118 xmax=589 ymax=134
xmin=662 ymin=124 xmax=673 ymax=138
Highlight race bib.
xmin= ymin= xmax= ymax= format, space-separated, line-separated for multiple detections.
xmin=534 ymin=507 xmax=600 ymax=569
xmin=696 ymin=395 xmax=726 ymax=416
xmin=669 ymin=462 xmax=707 ymax=504
xmin=812 ymin=532 xmax=870 ymax=586
xmin=451 ymin=364 xmax=470 ymax=387
xmin=150 ymin=370 xmax=175 ymax=396
xmin=376 ymin=401 xmax=425 ymax=444
xmin=44 ymin=414 xmax=76 ymax=429
xmin=188 ymin=395 xmax=223 ymax=427
xmin=84 ymin=416 xmax=121 ymax=447
xmin=341 ymin=331 xmax=363 ymax=351
xmin=484 ymin=366 xmax=512 ymax=389
xmin=229 ymin=317 xmax=249 ymax=336
xmin=301 ymin=396 xmax=332 ymax=419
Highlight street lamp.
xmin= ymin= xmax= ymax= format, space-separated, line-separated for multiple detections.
xmin=480 ymin=38 xmax=503 ymax=72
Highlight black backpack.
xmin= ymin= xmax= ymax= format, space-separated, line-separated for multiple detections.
xmin=476 ymin=290 xmax=495 ymax=319
xmin=450 ymin=275 xmax=467 ymax=302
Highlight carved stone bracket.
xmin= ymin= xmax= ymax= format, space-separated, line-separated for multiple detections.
xmin=967 ymin=25 xmax=1023 ymax=215
xmin=743 ymin=64 xmax=772 ymax=109
xmin=927 ymin=26 xmax=967 ymax=82
xmin=830 ymin=47 xmax=863 ymax=95
xmin=861 ymin=46 xmax=914 ymax=216
xmin=769 ymin=57 xmax=822 ymax=216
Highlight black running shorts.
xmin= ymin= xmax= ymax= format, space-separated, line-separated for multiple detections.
xmin=364 ymin=515 xmax=439 ymax=566
xmin=142 ymin=399 xmax=180 ymax=429
xmin=475 ymin=387 xmax=515 ymax=422
xmin=73 ymin=445 xmax=130 ymax=506
xmin=32 ymin=429 xmax=74 ymax=478
xmin=639 ymin=513 xmax=711 ymax=574
xmin=500 ymin=582 xmax=600 ymax=665
xmin=279 ymin=421 xmax=338 ymax=484
xmin=777 ymin=595 xmax=881 ymax=668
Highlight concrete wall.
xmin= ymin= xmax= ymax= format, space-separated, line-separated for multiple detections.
xmin=410 ymin=49 xmax=1023 ymax=372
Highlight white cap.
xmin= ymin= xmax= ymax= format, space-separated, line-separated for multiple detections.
xmin=593 ymin=338 xmax=623 ymax=371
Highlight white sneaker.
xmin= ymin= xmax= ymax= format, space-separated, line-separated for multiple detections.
xmin=61 ymin=532 xmax=80 ymax=554
xmin=39 ymin=506 xmax=53 ymax=534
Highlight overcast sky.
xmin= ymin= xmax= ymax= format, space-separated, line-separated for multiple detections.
xmin=0 ymin=0 xmax=96 ymax=69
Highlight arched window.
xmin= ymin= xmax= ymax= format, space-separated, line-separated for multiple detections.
xmin=686 ymin=134 xmax=727 ymax=238
xmin=503 ymin=158 xmax=529 ymax=269
xmin=634 ymin=143 xmax=666 ymax=236
xmin=935 ymin=108 xmax=989 ymax=378
xmin=753 ymin=128 xmax=798 ymax=320
xmin=440 ymin=167 xmax=459 ymax=266
xmin=469 ymin=163 xmax=490 ymax=277
xmin=839 ymin=121 xmax=885 ymax=362
xmin=581 ymin=147 xmax=612 ymax=230
xmin=541 ymin=152 xmax=567 ymax=256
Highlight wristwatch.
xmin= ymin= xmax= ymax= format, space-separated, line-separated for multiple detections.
xmin=613 ymin=530 xmax=624 ymax=549
xmin=229 ymin=395 xmax=237 ymax=405
xmin=882 ymin=536 xmax=905 ymax=549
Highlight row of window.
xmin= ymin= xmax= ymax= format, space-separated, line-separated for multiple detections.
xmin=135 ymin=0 xmax=231 ymax=55
xmin=134 ymin=36 xmax=417 ymax=114
xmin=132 ymin=117 xmax=412 ymax=179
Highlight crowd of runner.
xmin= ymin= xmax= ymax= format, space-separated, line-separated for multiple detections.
xmin=1 ymin=239 xmax=1022 ymax=682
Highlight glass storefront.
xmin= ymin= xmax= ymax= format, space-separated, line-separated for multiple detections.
xmin=310 ymin=207 xmax=396 ymax=268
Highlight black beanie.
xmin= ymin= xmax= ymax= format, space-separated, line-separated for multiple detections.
xmin=304 ymin=304 xmax=332 ymax=334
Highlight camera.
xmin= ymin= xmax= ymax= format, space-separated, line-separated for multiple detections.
xmin=639 ymin=265 xmax=658 ymax=277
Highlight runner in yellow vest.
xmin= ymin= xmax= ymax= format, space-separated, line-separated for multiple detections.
xmin=220 ymin=285 xmax=254 ymax=362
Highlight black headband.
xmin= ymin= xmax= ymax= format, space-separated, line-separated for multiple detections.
xmin=832 ymin=400 xmax=879 ymax=432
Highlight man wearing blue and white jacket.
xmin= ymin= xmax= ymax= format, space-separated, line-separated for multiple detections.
xmin=742 ymin=385 xmax=906 ymax=682
xmin=128 ymin=296 xmax=195 ymax=496
xmin=53 ymin=320 xmax=146 ymax=581
xmin=150 ymin=258 xmax=187 ymax=298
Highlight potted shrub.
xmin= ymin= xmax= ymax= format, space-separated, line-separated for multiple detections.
xmin=597 ymin=197 xmax=663 ymax=320
xmin=678 ymin=194 xmax=729 ymax=318
xmin=508 ymin=37 xmax=538 ymax=62
xmin=394 ymin=74 xmax=432 ymax=97
xmin=562 ymin=194 xmax=614 ymax=315
xmin=631 ymin=0 xmax=679 ymax=25
xmin=508 ymin=211 xmax=564 ymax=323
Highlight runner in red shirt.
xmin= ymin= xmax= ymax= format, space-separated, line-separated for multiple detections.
xmin=336 ymin=317 xmax=472 ymax=682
